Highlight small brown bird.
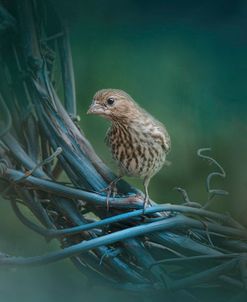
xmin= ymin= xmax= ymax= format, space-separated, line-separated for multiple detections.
xmin=87 ymin=89 xmax=171 ymax=208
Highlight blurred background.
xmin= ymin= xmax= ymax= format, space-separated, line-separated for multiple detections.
xmin=0 ymin=0 xmax=247 ymax=301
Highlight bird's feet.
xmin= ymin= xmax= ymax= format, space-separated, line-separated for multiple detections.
xmin=100 ymin=180 xmax=118 ymax=196
xmin=143 ymin=195 xmax=152 ymax=214
xmin=99 ymin=177 xmax=121 ymax=211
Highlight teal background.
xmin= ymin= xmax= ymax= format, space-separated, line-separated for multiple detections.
xmin=1 ymin=1 xmax=247 ymax=301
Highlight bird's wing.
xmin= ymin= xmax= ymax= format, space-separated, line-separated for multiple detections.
xmin=150 ymin=125 xmax=171 ymax=153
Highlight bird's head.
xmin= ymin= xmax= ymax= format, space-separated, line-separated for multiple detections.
xmin=87 ymin=89 xmax=139 ymax=121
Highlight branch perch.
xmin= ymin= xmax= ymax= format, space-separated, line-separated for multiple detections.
xmin=0 ymin=0 xmax=247 ymax=297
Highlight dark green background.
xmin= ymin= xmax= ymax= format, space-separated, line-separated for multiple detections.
xmin=1 ymin=1 xmax=247 ymax=301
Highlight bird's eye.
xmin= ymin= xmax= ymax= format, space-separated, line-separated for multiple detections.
xmin=106 ymin=98 xmax=115 ymax=106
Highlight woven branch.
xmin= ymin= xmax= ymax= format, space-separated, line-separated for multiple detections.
xmin=0 ymin=0 xmax=247 ymax=298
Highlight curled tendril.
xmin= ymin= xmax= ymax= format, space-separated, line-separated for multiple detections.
xmin=174 ymin=187 xmax=202 ymax=208
xmin=174 ymin=187 xmax=191 ymax=203
xmin=197 ymin=148 xmax=229 ymax=208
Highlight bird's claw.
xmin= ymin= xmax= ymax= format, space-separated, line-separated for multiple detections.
xmin=142 ymin=196 xmax=151 ymax=214
xmin=99 ymin=178 xmax=120 ymax=211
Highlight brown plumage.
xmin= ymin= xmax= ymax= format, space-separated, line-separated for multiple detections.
xmin=87 ymin=89 xmax=171 ymax=208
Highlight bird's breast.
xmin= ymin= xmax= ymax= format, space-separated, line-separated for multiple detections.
xmin=106 ymin=123 xmax=168 ymax=178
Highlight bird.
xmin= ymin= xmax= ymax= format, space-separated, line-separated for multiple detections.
xmin=87 ymin=89 xmax=171 ymax=209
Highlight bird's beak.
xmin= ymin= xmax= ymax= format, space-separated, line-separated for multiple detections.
xmin=87 ymin=100 xmax=102 ymax=115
